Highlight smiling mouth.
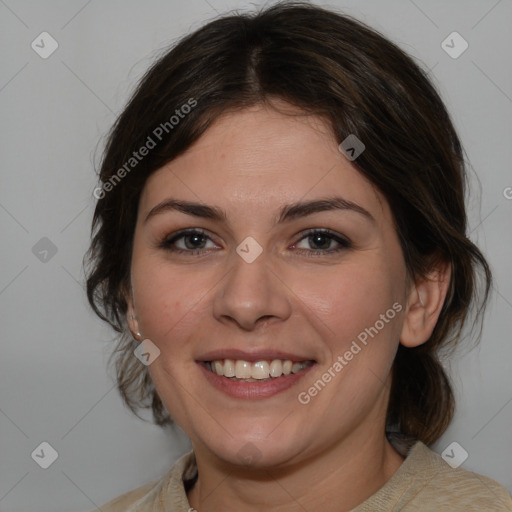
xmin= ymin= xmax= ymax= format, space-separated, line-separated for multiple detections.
xmin=201 ymin=359 xmax=315 ymax=382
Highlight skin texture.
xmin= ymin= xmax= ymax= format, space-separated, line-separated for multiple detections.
xmin=127 ymin=102 xmax=450 ymax=512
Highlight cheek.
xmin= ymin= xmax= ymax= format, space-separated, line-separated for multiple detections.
xmin=301 ymin=260 xmax=400 ymax=340
xmin=130 ymin=253 xmax=208 ymax=348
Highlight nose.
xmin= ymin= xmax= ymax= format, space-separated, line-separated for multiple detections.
xmin=212 ymin=248 xmax=292 ymax=331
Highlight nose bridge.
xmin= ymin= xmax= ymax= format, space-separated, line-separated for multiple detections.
xmin=213 ymin=240 xmax=291 ymax=329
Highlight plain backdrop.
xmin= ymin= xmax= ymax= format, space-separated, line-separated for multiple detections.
xmin=1 ymin=0 xmax=511 ymax=510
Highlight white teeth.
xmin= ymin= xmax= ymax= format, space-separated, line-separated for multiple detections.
xmin=269 ymin=360 xmax=283 ymax=377
xmin=208 ymin=358 xmax=313 ymax=379
xmin=235 ymin=360 xmax=252 ymax=379
xmin=224 ymin=359 xmax=235 ymax=377
xmin=213 ymin=361 xmax=224 ymax=376
xmin=282 ymin=360 xmax=293 ymax=375
xmin=251 ymin=361 xmax=270 ymax=379
xmin=291 ymin=362 xmax=303 ymax=374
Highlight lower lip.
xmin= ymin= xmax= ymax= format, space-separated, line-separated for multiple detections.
xmin=197 ymin=362 xmax=316 ymax=399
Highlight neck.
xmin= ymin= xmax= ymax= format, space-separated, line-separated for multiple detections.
xmin=187 ymin=425 xmax=404 ymax=512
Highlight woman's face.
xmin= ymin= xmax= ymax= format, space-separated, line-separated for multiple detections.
xmin=128 ymin=103 xmax=410 ymax=467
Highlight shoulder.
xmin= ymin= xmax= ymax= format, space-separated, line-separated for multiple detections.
xmin=91 ymin=450 xmax=196 ymax=512
xmin=355 ymin=440 xmax=512 ymax=511
xmin=95 ymin=480 xmax=160 ymax=512
xmin=416 ymin=443 xmax=512 ymax=510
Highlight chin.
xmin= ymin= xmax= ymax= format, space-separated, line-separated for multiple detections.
xmin=200 ymin=432 xmax=305 ymax=469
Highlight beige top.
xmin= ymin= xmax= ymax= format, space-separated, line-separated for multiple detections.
xmin=95 ymin=441 xmax=512 ymax=511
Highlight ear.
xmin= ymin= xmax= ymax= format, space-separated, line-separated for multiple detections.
xmin=125 ymin=284 xmax=142 ymax=341
xmin=400 ymin=261 xmax=451 ymax=348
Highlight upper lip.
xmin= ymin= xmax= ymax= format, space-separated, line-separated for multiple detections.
xmin=196 ymin=349 xmax=316 ymax=363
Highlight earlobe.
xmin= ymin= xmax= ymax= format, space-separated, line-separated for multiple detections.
xmin=400 ymin=262 xmax=451 ymax=348
xmin=126 ymin=294 xmax=142 ymax=341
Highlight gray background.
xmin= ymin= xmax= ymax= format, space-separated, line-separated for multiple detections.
xmin=0 ymin=0 xmax=511 ymax=510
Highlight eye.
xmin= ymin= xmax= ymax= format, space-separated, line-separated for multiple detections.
xmin=292 ymin=229 xmax=352 ymax=256
xmin=158 ymin=229 xmax=218 ymax=255
xmin=158 ymin=228 xmax=352 ymax=257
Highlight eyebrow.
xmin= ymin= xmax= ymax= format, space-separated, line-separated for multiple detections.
xmin=144 ymin=196 xmax=375 ymax=225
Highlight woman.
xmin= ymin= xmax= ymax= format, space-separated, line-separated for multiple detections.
xmin=85 ymin=2 xmax=512 ymax=510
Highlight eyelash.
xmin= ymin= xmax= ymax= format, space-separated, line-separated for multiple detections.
xmin=158 ymin=228 xmax=352 ymax=257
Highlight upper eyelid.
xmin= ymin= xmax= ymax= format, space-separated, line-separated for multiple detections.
xmin=165 ymin=228 xmax=215 ymax=243
xmin=161 ymin=229 xmax=218 ymax=249
xmin=163 ymin=228 xmax=350 ymax=247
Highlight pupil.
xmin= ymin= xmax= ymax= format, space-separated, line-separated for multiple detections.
xmin=186 ymin=234 xmax=205 ymax=249
xmin=311 ymin=234 xmax=329 ymax=249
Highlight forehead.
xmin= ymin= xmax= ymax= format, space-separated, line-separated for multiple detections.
xmin=138 ymin=104 xmax=388 ymax=225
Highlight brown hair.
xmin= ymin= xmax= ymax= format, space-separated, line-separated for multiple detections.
xmin=85 ymin=2 xmax=491 ymax=445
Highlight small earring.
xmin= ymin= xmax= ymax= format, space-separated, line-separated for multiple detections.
xmin=129 ymin=314 xmax=140 ymax=337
